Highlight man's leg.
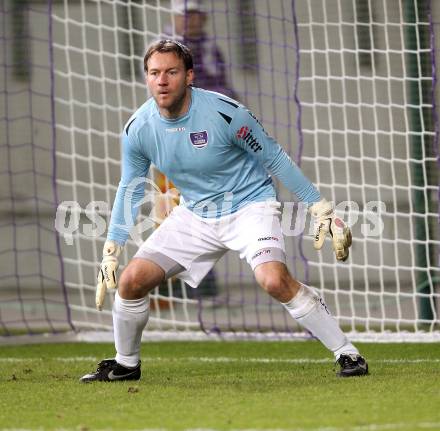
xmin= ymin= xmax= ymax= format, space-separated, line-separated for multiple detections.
xmin=254 ymin=261 xmax=368 ymax=376
xmin=112 ymin=258 xmax=165 ymax=368
xmin=81 ymin=256 xmax=183 ymax=383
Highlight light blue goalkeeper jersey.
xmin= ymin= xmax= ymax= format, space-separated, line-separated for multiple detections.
xmin=108 ymin=87 xmax=320 ymax=245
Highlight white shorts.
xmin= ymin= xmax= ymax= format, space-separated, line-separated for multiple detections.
xmin=134 ymin=201 xmax=286 ymax=287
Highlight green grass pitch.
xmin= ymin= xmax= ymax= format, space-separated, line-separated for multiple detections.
xmin=0 ymin=341 xmax=439 ymax=430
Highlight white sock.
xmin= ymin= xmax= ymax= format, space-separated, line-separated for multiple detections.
xmin=113 ymin=291 xmax=149 ymax=368
xmin=282 ymin=284 xmax=359 ymax=359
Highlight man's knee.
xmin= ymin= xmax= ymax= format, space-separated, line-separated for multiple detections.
xmin=118 ymin=269 xmax=145 ymax=299
xmin=255 ymin=262 xmax=300 ymax=302
xmin=259 ymin=271 xmax=286 ymax=298
xmin=119 ymin=259 xmax=165 ymax=299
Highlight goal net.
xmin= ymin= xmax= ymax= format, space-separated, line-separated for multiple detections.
xmin=1 ymin=0 xmax=439 ymax=341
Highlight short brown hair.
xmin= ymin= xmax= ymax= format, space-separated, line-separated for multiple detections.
xmin=144 ymin=39 xmax=193 ymax=72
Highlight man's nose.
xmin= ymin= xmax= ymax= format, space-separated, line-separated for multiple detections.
xmin=158 ymin=73 xmax=168 ymax=85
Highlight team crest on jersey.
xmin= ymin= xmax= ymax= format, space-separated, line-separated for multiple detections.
xmin=189 ymin=131 xmax=208 ymax=149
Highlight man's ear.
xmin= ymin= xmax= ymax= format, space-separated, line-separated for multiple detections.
xmin=186 ymin=69 xmax=194 ymax=86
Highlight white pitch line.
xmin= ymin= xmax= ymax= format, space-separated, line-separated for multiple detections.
xmin=2 ymin=423 xmax=440 ymax=431
xmin=0 ymin=356 xmax=439 ymax=364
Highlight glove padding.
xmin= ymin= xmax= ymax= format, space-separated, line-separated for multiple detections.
xmin=96 ymin=240 xmax=123 ymax=311
xmin=309 ymin=199 xmax=352 ymax=261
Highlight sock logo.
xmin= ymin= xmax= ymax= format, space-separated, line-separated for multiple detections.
xmin=319 ymin=298 xmax=330 ymax=315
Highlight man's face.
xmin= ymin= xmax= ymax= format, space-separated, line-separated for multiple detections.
xmin=146 ymin=51 xmax=193 ymax=116
xmin=174 ymin=11 xmax=206 ymax=38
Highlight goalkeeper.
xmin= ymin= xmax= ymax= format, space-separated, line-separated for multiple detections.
xmin=80 ymin=40 xmax=368 ymax=382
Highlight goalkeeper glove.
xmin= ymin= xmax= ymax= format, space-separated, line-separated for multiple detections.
xmin=96 ymin=240 xmax=123 ymax=311
xmin=308 ymin=199 xmax=352 ymax=261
